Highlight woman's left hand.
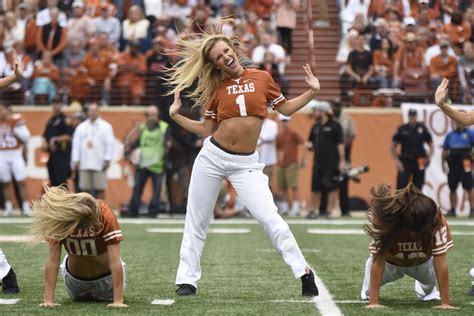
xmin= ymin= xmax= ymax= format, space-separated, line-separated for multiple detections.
xmin=12 ymin=49 xmax=24 ymax=78
xmin=303 ymin=64 xmax=320 ymax=93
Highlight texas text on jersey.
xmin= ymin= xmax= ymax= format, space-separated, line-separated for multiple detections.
xmin=204 ymin=68 xmax=286 ymax=123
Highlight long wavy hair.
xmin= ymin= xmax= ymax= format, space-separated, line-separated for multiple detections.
xmin=29 ymin=185 xmax=101 ymax=242
xmin=363 ymin=183 xmax=439 ymax=255
xmin=164 ymin=19 xmax=244 ymax=107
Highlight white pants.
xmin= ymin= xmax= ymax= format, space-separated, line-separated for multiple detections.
xmin=0 ymin=249 xmax=12 ymax=279
xmin=176 ymin=137 xmax=308 ymax=287
xmin=0 ymin=149 xmax=27 ymax=182
xmin=60 ymin=255 xmax=126 ymax=300
xmin=361 ymin=255 xmax=440 ymax=301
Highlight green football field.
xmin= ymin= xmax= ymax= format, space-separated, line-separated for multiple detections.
xmin=0 ymin=217 xmax=473 ymax=315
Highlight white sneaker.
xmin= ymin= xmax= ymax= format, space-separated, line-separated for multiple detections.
xmin=3 ymin=201 xmax=13 ymax=217
xmin=22 ymin=201 xmax=32 ymax=216
xmin=289 ymin=201 xmax=300 ymax=216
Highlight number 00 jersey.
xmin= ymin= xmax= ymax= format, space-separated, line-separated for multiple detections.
xmin=204 ymin=68 xmax=287 ymax=124
xmin=49 ymin=201 xmax=123 ymax=256
xmin=369 ymin=210 xmax=453 ymax=267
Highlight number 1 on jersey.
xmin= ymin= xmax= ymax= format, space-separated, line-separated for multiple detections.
xmin=236 ymin=94 xmax=247 ymax=116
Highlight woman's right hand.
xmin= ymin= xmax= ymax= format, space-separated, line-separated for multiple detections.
xmin=169 ymin=91 xmax=182 ymax=118
xmin=435 ymin=78 xmax=449 ymax=106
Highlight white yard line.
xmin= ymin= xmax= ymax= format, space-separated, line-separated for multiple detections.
xmin=0 ymin=235 xmax=34 ymax=242
xmin=259 ymin=248 xmax=320 ymax=253
xmin=307 ymin=228 xmax=474 ymax=236
xmin=151 ymin=299 xmax=175 ymax=305
xmin=311 ymin=273 xmax=343 ymax=316
xmin=2 ymin=217 xmax=474 ymax=226
xmin=146 ymin=228 xmax=250 ymax=234
xmin=0 ymin=298 xmax=19 ymax=304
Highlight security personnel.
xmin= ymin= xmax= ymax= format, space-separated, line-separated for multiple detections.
xmin=41 ymin=97 xmax=74 ymax=186
xmin=442 ymin=123 xmax=474 ymax=217
xmin=391 ymin=109 xmax=434 ymax=190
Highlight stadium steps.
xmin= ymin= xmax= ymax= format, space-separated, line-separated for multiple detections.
xmin=286 ymin=0 xmax=341 ymax=101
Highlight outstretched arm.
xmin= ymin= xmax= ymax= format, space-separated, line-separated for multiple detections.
xmin=0 ymin=49 xmax=23 ymax=88
xmin=435 ymin=78 xmax=474 ymax=126
xmin=277 ymin=64 xmax=320 ymax=116
xmin=40 ymin=243 xmax=62 ymax=307
xmin=432 ymin=254 xmax=457 ymax=309
xmin=169 ymin=91 xmax=217 ymax=137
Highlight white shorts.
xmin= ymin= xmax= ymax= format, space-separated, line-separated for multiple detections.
xmin=60 ymin=255 xmax=126 ymax=301
xmin=361 ymin=255 xmax=440 ymax=301
xmin=0 ymin=150 xmax=27 ymax=182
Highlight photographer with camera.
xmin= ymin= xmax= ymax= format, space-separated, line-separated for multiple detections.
xmin=306 ymin=103 xmax=344 ymax=219
xmin=391 ymin=109 xmax=434 ymax=190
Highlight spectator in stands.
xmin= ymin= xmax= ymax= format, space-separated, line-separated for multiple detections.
xmin=410 ymin=0 xmax=437 ymax=21
xmin=94 ymin=2 xmax=121 ymax=47
xmin=36 ymin=7 xmax=68 ymax=66
xmin=417 ymin=26 xmax=430 ymax=52
xmin=190 ymin=4 xmax=210 ymax=34
xmin=124 ymin=105 xmax=170 ymax=218
xmin=332 ymin=101 xmax=356 ymax=216
xmin=424 ymin=34 xmax=457 ymax=67
xmin=258 ymin=51 xmax=285 ymax=94
xmin=245 ymin=0 xmax=273 ymax=20
xmin=346 ymin=33 xmax=375 ymax=88
xmin=23 ymin=5 xmax=38 ymax=57
xmin=350 ymin=12 xmax=370 ymax=35
xmin=115 ymin=42 xmax=146 ymax=105
xmin=391 ymin=108 xmax=433 ymax=190
xmin=2 ymin=43 xmax=33 ymax=104
xmin=31 ymin=52 xmax=60 ymax=104
xmin=439 ymin=0 xmax=457 ymax=24
xmin=146 ymin=36 xmax=172 ymax=104
xmin=276 ymin=114 xmax=304 ymax=216
xmin=258 ymin=115 xmax=278 ymax=191
xmin=340 ymin=0 xmax=369 ymax=35
xmin=368 ymin=0 xmax=404 ymax=21
xmin=441 ymin=122 xmax=474 ymax=217
xmin=67 ymin=1 xmax=96 ymax=47
xmin=458 ymin=41 xmax=474 ymax=104
xmin=71 ymin=103 xmax=115 ymax=200
xmin=82 ymin=38 xmax=114 ymax=105
xmin=15 ymin=2 xmax=30 ymax=31
xmin=393 ymin=32 xmax=428 ymax=89
xmin=122 ymin=5 xmax=150 ymax=49
xmin=306 ymin=103 xmax=344 ymax=219
xmin=36 ymin=0 xmax=67 ymax=28
xmin=370 ymin=18 xmax=389 ymax=51
xmin=429 ymin=39 xmax=458 ymax=95
xmin=164 ymin=0 xmax=192 ymax=20
xmin=41 ymin=97 xmax=73 ymax=187
xmin=374 ymin=37 xmax=396 ymax=89
xmin=252 ymin=32 xmax=287 ymax=76
xmin=466 ymin=8 xmax=474 ymax=43
xmin=64 ymin=40 xmax=85 ymax=69
xmin=443 ymin=11 xmax=471 ymax=46
xmin=4 ymin=12 xmax=24 ymax=52
xmin=275 ymin=0 xmax=299 ymax=56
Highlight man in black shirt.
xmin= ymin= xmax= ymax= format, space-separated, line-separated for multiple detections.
xmin=391 ymin=109 xmax=434 ymax=190
xmin=346 ymin=33 xmax=375 ymax=88
xmin=42 ymin=97 xmax=74 ymax=186
xmin=305 ymin=103 xmax=345 ymax=219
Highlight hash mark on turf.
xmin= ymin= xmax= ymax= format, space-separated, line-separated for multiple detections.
xmin=151 ymin=299 xmax=175 ymax=305
xmin=0 ymin=298 xmax=20 ymax=304
xmin=147 ymin=228 xmax=250 ymax=234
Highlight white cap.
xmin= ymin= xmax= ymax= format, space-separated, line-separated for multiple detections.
xmin=403 ymin=17 xmax=416 ymax=27
xmin=72 ymin=1 xmax=84 ymax=8
xmin=308 ymin=100 xmax=332 ymax=113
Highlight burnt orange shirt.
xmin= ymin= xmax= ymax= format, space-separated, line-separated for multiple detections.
xmin=276 ymin=127 xmax=304 ymax=167
xmin=205 ymin=68 xmax=286 ymax=124
xmin=369 ymin=211 xmax=453 ymax=267
xmin=443 ymin=23 xmax=472 ymax=45
xmin=49 ymin=201 xmax=123 ymax=256
xmin=429 ymin=55 xmax=458 ymax=79
xmin=33 ymin=63 xmax=60 ymax=83
xmin=82 ymin=51 xmax=113 ymax=82
xmin=373 ymin=50 xmax=394 ymax=77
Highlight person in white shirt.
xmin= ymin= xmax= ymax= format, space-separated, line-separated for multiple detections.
xmin=71 ymin=103 xmax=115 ymax=199
xmin=36 ymin=0 xmax=68 ymax=28
xmin=252 ymin=32 xmax=287 ymax=75
xmin=257 ymin=117 xmax=278 ymax=189
xmin=94 ymin=3 xmax=121 ymax=47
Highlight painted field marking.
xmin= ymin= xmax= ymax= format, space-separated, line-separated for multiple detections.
xmin=151 ymin=299 xmax=175 ymax=305
xmin=146 ymin=228 xmax=250 ymax=234
xmin=0 ymin=235 xmax=34 ymax=242
xmin=311 ymin=273 xmax=343 ymax=316
xmin=307 ymin=229 xmax=474 ymax=236
xmin=335 ymin=300 xmax=366 ymax=304
xmin=0 ymin=298 xmax=20 ymax=304
xmin=259 ymin=248 xmax=320 ymax=253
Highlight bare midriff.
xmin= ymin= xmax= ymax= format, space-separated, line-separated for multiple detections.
xmin=67 ymin=253 xmax=111 ymax=279
xmin=212 ymin=116 xmax=263 ymax=153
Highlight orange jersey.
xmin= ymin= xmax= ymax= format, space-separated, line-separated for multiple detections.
xmin=0 ymin=117 xmax=22 ymax=151
xmin=204 ymin=68 xmax=286 ymax=124
xmin=50 ymin=201 xmax=123 ymax=256
xmin=369 ymin=210 xmax=453 ymax=267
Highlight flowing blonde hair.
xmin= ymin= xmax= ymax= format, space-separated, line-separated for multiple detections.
xmin=165 ymin=19 xmax=244 ymax=107
xmin=29 ymin=185 xmax=101 ymax=242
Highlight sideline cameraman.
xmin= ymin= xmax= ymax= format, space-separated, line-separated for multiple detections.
xmin=306 ymin=103 xmax=344 ymax=219
xmin=391 ymin=109 xmax=433 ymax=190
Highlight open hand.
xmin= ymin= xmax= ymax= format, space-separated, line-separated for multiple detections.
xmin=12 ymin=49 xmax=24 ymax=78
xmin=169 ymin=91 xmax=182 ymax=117
xmin=303 ymin=64 xmax=320 ymax=93
xmin=435 ymin=78 xmax=449 ymax=106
